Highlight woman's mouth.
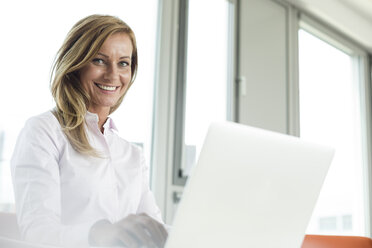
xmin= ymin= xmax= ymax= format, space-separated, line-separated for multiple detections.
xmin=94 ymin=83 xmax=119 ymax=91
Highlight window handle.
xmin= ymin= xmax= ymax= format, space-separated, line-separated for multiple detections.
xmin=238 ymin=76 xmax=247 ymax=96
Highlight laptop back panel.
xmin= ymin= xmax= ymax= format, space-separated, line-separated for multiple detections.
xmin=165 ymin=122 xmax=334 ymax=248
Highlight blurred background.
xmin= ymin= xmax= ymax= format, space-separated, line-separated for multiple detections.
xmin=1 ymin=0 xmax=372 ymax=238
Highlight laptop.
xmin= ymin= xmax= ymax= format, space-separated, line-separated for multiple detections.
xmin=165 ymin=121 xmax=334 ymax=248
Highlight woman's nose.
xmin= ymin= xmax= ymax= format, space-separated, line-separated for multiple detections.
xmin=104 ymin=65 xmax=120 ymax=82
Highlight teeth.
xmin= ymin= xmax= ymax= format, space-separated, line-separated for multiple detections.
xmin=96 ymin=84 xmax=116 ymax=91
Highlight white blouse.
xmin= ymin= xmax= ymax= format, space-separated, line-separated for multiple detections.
xmin=11 ymin=111 xmax=163 ymax=247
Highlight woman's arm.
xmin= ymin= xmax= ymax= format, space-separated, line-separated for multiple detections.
xmin=11 ymin=116 xmax=95 ymax=247
xmin=136 ymin=151 xmax=164 ymax=223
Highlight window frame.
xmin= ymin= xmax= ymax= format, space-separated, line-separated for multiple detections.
xmin=295 ymin=12 xmax=372 ymax=236
xmin=152 ymin=0 xmax=372 ymax=228
xmin=170 ymin=0 xmax=237 ymax=187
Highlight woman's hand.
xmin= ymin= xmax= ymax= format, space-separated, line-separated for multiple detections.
xmin=89 ymin=213 xmax=168 ymax=248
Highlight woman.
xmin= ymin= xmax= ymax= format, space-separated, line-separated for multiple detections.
xmin=11 ymin=14 xmax=167 ymax=248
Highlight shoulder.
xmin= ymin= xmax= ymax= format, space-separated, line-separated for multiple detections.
xmin=25 ymin=111 xmax=59 ymax=128
xmin=12 ymin=111 xmax=62 ymax=164
xmin=21 ymin=110 xmax=64 ymax=143
xmin=112 ymin=133 xmax=145 ymax=161
xmin=116 ymin=134 xmax=143 ymax=153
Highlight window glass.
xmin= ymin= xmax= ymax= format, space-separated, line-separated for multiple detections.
xmin=299 ymin=29 xmax=366 ymax=235
xmin=0 ymin=0 xmax=158 ymax=211
xmin=181 ymin=0 xmax=230 ymax=176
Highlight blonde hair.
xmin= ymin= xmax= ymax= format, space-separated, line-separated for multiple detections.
xmin=51 ymin=14 xmax=138 ymax=156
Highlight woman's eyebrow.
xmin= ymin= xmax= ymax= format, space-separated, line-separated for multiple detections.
xmin=97 ymin=52 xmax=131 ymax=60
xmin=97 ymin=52 xmax=109 ymax=58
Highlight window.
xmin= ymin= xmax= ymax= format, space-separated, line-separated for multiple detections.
xmin=298 ymin=27 xmax=367 ymax=235
xmin=173 ymin=0 xmax=231 ymax=185
xmin=0 ymin=0 xmax=159 ymax=211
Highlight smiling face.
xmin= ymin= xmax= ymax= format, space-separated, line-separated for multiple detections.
xmin=79 ymin=32 xmax=133 ymax=116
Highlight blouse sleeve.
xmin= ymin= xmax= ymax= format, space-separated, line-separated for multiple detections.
xmin=135 ymin=150 xmax=164 ymax=224
xmin=11 ymin=116 xmax=95 ymax=247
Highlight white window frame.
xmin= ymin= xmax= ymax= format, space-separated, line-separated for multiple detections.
xmin=294 ymin=12 xmax=372 ymax=236
xmin=153 ymin=0 xmax=372 ymax=230
xmin=151 ymin=0 xmax=238 ymax=223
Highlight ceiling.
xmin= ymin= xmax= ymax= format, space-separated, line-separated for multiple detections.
xmin=285 ymin=0 xmax=372 ymax=52
xmin=340 ymin=0 xmax=372 ymax=23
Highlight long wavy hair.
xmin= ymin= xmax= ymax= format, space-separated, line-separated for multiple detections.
xmin=51 ymin=14 xmax=138 ymax=156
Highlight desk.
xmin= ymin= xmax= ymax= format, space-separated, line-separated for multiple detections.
xmin=0 ymin=236 xmax=61 ymax=248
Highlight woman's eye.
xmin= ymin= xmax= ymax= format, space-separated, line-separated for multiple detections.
xmin=92 ymin=58 xmax=105 ymax=64
xmin=119 ymin=61 xmax=130 ymax=67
